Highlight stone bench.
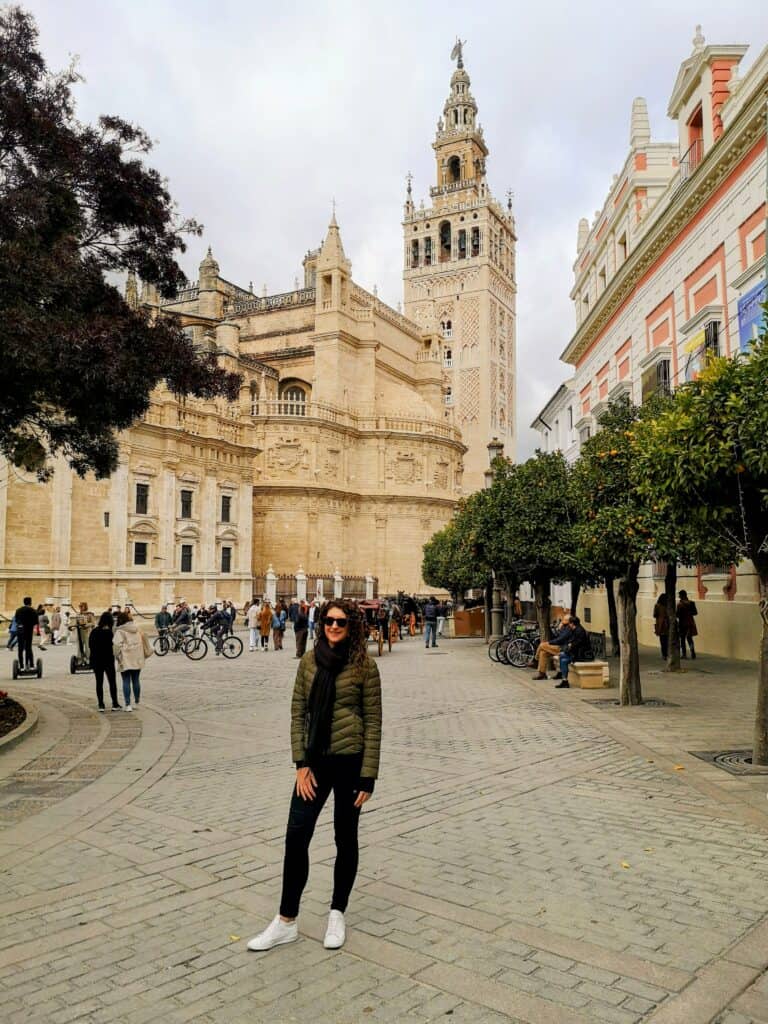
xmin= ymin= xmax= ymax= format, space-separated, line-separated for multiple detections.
xmin=571 ymin=661 xmax=610 ymax=688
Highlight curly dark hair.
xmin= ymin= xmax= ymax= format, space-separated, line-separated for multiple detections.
xmin=318 ymin=599 xmax=368 ymax=668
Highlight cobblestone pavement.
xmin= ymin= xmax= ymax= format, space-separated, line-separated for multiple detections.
xmin=3 ymin=633 xmax=768 ymax=1023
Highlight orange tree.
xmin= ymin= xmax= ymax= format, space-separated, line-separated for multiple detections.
xmin=475 ymin=452 xmax=582 ymax=643
xmin=422 ymin=495 xmax=488 ymax=602
xmin=571 ymin=400 xmax=652 ymax=704
xmin=636 ymin=338 xmax=768 ymax=760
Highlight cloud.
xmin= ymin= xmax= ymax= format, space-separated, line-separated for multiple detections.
xmin=30 ymin=0 xmax=768 ymax=460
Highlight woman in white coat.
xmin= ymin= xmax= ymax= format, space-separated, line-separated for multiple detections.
xmin=113 ymin=610 xmax=152 ymax=712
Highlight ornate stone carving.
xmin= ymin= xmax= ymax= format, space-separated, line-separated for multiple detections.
xmin=387 ymin=451 xmax=424 ymax=484
xmin=459 ymin=368 xmax=480 ymax=424
xmin=433 ymin=461 xmax=449 ymax=489
xmin=461 ymin=297 xmax=480 ymax=354
xmin=266 ymin=437 xmax=310 ymax=475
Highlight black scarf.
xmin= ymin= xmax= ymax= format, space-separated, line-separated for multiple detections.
xmin=305 ymin=634 xmax=350 ymax=766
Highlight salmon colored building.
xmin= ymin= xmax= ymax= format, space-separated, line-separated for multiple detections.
xmin=533 ymin=27 xmax=768 ymax=660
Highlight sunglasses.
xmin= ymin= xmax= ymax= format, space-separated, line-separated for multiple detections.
xmin=323 ymin=616 xmax=348 ymax=628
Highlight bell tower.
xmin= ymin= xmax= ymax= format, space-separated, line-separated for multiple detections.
xmin=403 ymin=41 xmax=517 ymax=490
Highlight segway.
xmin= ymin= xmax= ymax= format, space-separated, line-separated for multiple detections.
xmin=11 ymin=627 xmax=43 ymax=679
xmin=70 ymin=615 xmax=93 ymax=674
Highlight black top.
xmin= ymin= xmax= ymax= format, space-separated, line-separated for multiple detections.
xmin=15 ymin=605 xmax=38 ymax=634
xmin=89 ymin=627 xmax=115 ymax=668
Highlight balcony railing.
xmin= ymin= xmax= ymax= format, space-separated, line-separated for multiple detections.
xmin=679 ymin=138 xmax=704 ymax=184
xmin=252 ymin=399 xmax=461 ymax=441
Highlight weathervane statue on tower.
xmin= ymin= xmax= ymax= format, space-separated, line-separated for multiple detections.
xmin=450 ymin=37 xmax=466 ymax=69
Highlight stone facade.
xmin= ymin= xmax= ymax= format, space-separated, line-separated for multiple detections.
xmin=0 ymin=215 xmax=465 ymax=612
xmin=532 ymin=28 xmax=768 ymax=660
xmin=403 ymin=46 xmax=517 ymax=491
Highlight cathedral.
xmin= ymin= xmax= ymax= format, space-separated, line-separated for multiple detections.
xmin=0 ymin=47 xmax=516 ymax=611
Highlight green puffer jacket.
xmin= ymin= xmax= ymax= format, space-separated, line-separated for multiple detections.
xmin=291 ymin=650 xmax=382 ymax=781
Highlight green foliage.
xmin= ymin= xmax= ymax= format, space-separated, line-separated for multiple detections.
xmin=422 ymin=496 xmax=487 ymax=598
xmin=571 ymin=398 xmax=652 ymax=578
xmin=478 ymin=451 xmax=581 ymax=584
xmin=636 ymin=343 xmax=768 ymax=574
xmin=0 ymin=8 xmax=241 ymax=478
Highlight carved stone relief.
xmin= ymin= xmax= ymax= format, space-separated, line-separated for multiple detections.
xmin=266 ymin=436 xmax=310 ymax=475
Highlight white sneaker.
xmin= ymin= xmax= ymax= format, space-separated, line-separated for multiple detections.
xmin=323 ymin=910 xmax=346 ymax=949
xmin=247 ymin=915 xmax=298 ymax=952
xmin=123 ymin=705 xmax=133 ymax=712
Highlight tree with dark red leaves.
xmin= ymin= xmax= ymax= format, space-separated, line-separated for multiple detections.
xmin=0 ymin=7 xmax=240 ymax=479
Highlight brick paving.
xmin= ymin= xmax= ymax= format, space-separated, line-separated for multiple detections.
xmin=2 ymin=633 xmax=768 ymax=1023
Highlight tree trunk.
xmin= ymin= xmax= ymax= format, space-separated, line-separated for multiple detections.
xmin=605 ymin=574 xmax=620 ymax=657
xmin=533 ymin=579 xmax=552 ymax=643
xmin=484 ymin=579 xmax=492 ymax=643
xmin=570 ymin=580 xmax=581 ymax=618
xmin=664 ymin=561 xmax=681 ymax=672
xmin=751 ymin=566 xmax=768 ymax=765
xmin=617 ymin=563 xmax=642 ymax=706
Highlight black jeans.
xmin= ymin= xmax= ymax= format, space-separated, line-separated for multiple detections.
xmin=279 ymin=754 xmax=363 ymax=919
xmin=17 ymin=628 xmax=33 ymax=669
xmin=93 ymin=663 xmax=119 ymax=708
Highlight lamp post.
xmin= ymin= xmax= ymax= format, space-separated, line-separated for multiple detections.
xmin=485 ymin=437 xmax=505 ymax=642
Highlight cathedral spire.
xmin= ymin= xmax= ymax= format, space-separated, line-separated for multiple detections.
xmin=317 ymin=206 xmax=351 ymax=275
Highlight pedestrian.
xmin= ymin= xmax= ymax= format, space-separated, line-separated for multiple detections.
xmin=554 ymin=615 xmax=590 ymax=688
xmin=294 ymin=600 xmax=309 ymax=659
xmin=227 ymin=601 xmax=237 ymax=634
xmin=89 ymin=612 xmax=121 ymax=711
xmin=14 ymin=597 xmax=38 ymax=670
xmin=530 ymin=615 xmax=573 ymax=679
xmin=51 ymin=606 xmax=62 ymax=645
xmin=259 ymin=600 xmax=272 ymax=651
xmin=677 ymin=590 xmax=698 ymax=659
xmin=113 ymin=610 xmax=152 ymax=712
xmin=436 ymin=600 xmax=447 ymax=639
xmin=423 ymin=597 xmax=438 ymax=648
xmin=653 ymin=596 xmax=669 ymax=659
xmin=37 ymin=604 xmax=50 ymax=650
xmin=155 ymin=604 xmax=172 ymax=632
xmin=248 ymin=600 xmax=261 ymax=652
xmin=272 ymin=601 xmax=287 ymax=651
xmin=7 ymin=614 xmax=18 ymax=650
xmin=247 ymin=599 xmax=382 ymax=953
xmin=308 ymin=600 xmax=317 ymax=643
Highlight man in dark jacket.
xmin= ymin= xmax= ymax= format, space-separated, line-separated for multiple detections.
xmin=155 ymin=605 xmax=172 ymax=631
xmin=531 ymin=616 xmax=573 ymax=679
xmin=15 ymin=596 xmax=39 ymax=670
xmin=555 ymin=616 xmax=590 ymax=688
xmin=423 ymin=598 xmax=438 ymax=649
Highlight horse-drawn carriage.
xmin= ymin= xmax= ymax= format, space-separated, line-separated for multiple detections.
xmin=359 ymin=600 xmax=391 ymax=657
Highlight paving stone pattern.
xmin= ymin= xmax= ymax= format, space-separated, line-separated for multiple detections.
xmin=2 ymin=636 xmax=768 ymax=1022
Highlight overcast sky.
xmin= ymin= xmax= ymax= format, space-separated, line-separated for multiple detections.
xmin=30 ymin=0 xmax=766 ymax=457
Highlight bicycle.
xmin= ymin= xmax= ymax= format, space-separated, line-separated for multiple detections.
xmin=153 ymin=628 xmax=208 ymax=660
xmin=202 ymin=625 xmax=243 ymax=659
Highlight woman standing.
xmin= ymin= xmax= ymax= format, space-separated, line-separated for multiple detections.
xmin=113 ymin=610 xmax=152 ymax=711
xmin=272 ymin=601 xmax=287 ymax=652
xmin=652 ymin=596 xmax=669 ymax=659
xmin=247 ymin=600 xmax=261 ymax=652
xmin=677 ymin=590 xmax=698 ymax=659
xmin=248 ymin=599 xmax=382 ymax=953
xmin=294 ymin=600 xmax=309 ymax=659
xmin=258 ymin=601 xmax=272 ymax=651
xmin=90 ymin=612 xmax=120 ymax=711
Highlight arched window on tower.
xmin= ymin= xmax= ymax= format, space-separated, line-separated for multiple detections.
xmin=448 ymin=155 xmax=460 ymax=182
xmin=440 ymin=320 xmax=452 ymax=339
xmin=411 ymin=239 xmax=420 ymax=268
xmin=439 ymin=221 xmax=451 ymax=263
xmin=471 ymin=227 xmax=480 ymax=257
xmin=458 ymin=229 xmax=467 ymax=260
xmin=424 ymin=236 xmax=432 ymax=266
xmin=453 ymin=109 xmax=459 ymax=126
xmin=250 ymin=379 xmax=260 ymax=416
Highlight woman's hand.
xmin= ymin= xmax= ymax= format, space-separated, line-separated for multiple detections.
xmin=296 ymin=767 xmax=317 ymax=801
xmin=353 ymin=790 xmax=371 ymax=808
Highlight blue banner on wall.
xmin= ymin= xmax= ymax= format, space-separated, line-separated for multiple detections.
xmin=738 ymin=279 xmax=767 ymax=350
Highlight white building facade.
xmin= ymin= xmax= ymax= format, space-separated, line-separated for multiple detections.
xmin=533 ymin=28 xmax=768 ymax=660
